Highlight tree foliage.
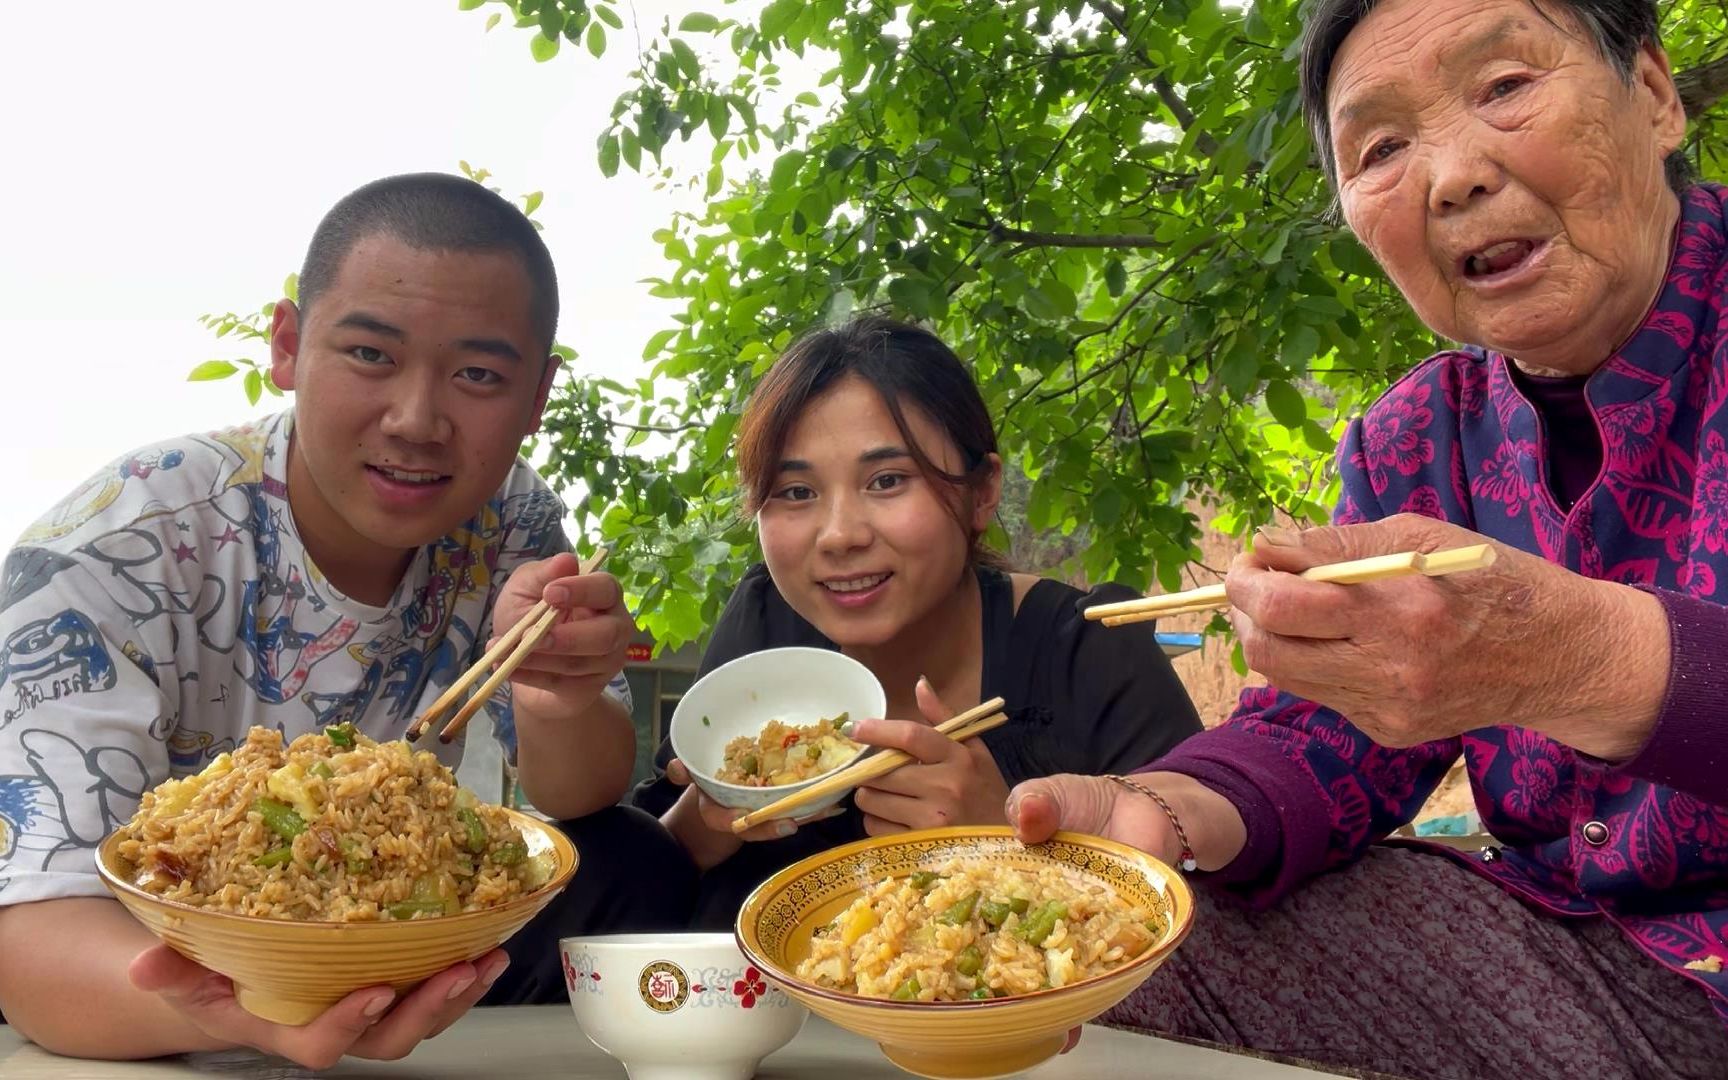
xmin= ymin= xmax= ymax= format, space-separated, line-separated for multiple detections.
xmin=201 ymin=0 xmax=1728 ymax=651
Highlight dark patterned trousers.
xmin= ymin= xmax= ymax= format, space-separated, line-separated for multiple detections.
xmin=1104 ymin=845 xmax=1727 ymax=1080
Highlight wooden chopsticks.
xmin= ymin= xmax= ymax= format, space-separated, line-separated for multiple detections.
xmin=1084 ymin=543 xmax=1498 ymax=628
xmin=728 ymin=697 xmax=1009 ymax=834
xmin=407 ymin=548 xmax=610 ymax=744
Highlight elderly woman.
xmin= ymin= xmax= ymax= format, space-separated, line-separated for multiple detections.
xmin=1010 ymin=1 xmax=1728 ymax=1077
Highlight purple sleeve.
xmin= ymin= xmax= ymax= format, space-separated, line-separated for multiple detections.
xmin=1615 ymin=587 xmax=1728 ymax=803
xmin=1127 ymin=416 xmax=1462 ymax=906
xmin=1133 ymin=725 xmax=1330 ymax=902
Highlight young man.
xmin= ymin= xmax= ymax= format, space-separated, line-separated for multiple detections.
xmin=0 ymin=174 xmax=692 ymax=1067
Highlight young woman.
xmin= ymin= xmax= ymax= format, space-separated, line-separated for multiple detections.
xmin=632 ymin=316 xmax=1201 ymax=927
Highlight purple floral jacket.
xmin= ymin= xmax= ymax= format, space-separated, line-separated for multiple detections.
xmin=1154 ymin=184 xmax=1728 ymax=1024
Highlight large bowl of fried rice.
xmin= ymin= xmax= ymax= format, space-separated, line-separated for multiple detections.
xmin=96 ymin=724 xmax=578 ymax=1025
xmin=735 ymin=826 xmax=1193 ymax=1080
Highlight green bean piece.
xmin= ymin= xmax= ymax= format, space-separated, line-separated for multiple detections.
xmin=741 ymin=753 xmax=759 ymax=776
xmin=1008 ymin=896 xmax=1031 ymax=915
xmin=1016 ymin=901 xmax=1068 ymax=946
xmin=969 ymin=986 xmax=994 ymax=1000
xmin=308 ymin=762 xmax=335 ymax=780
xmin=830 ymin=712 xmax=849 ymax=728
xmin=254 ymin=846 xmax=294 ymax=868
xmin=701 ymin=715 xmax=711 ymax=727
xmin=954 ymin=944 xmax=983 ymax=976
xmin=456 ymin=807 xmax=487 ymax=853
xmin=386 ymin=900 xmax=446 ymax=920
xmin=342 ymin=839 xmax=369 ymax=875
xmin=979 ymin=899 xmax=1011 ymax=928
xmin=938 ymin=891 xmax=981 ymax=926
xmin=889 ymin=976 xmax=921 ymax=1001
xmin=324 ymin=723 xmax=356 ymax=748
xmin=491 ymin=841 xmax=528 ymax=866
xmin=806 ymin=744 xmax=821 ymax=761
xmin=254 ymin=798 xmax=307 ymax=840
xmin=908 ymin=870 xmax=943 ymax=891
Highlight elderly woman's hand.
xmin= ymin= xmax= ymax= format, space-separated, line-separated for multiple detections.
xmin=1006 ymin=772 xmax=1247 ymax=871
xmin=1227 ymin=514 xmax=1670 ymax=760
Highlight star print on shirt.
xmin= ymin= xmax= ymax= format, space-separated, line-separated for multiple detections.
xmin=212 ymin=525 xmax=243 ymax=549
xmin=172 ymin=542 xmax=198 ymax=563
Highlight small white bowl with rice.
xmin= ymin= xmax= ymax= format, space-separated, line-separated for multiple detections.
xmin=667 ymin=647 xmax=884 ymax=818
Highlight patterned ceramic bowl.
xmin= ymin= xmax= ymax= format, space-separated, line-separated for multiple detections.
xmin=668 ymin=646 xmax=884 ymax=816
xmin=96 ymin=808 xmax=577 ymax=1025
xmin=735 ymin=826 xmax=1194 ymax=1080
xmin=559 ymin=932 xmax=809 ymax=1080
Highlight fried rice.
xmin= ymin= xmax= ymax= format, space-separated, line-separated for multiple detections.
xmin=796 ymin=858 xmax=1161 ymax=1001
xmin=717 ymin=714 xmax=859 ymax=787
xmin=113 ymin=725 xmax=552 ymax=922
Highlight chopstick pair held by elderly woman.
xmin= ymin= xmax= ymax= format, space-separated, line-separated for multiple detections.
xmin=1011 ymin=1 xmax=1728 ymax=1077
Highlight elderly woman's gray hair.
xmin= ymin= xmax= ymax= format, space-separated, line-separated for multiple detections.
xmin=1298 ymin=0 xmax=1692 ymax=194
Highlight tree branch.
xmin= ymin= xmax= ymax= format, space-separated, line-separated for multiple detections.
xmin=980 ymin=222 xmax=1163 ymax=248
xmin=606 ymin=416 xmax=707 ymax=434
xmin=1089 ymin=0 xmax=1219 ymax=155
xmin=1678 ymin=53 xmax=1728 ymax=117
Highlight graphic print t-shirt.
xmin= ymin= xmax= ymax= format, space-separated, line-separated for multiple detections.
xmin=0 ymin=410 xmax=627 ymax=905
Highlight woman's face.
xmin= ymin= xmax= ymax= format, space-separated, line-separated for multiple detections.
xmin=755 ymin=376 xmax=1000 ymax=649
xmin=1328 ymin=0 xmax=1686 ymax=374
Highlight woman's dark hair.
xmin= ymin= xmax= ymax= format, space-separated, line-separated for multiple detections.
xmin=735 ymin=315 xmax=1009 ymax=569
xmin=1299 ymin=0 xmax=1692 ymax=195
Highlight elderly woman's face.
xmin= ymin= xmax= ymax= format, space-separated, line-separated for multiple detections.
xmin=1328 ymin=0 xmax=1686 ymax=374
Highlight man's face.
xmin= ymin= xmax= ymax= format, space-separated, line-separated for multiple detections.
xmin=271 ymin=233 xmax=557 ymax=585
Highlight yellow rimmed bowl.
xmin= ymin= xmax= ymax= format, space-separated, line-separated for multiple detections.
xmin=97 ymin=808 xmax=577 ymax=1025
xmin=735 ymin=826 xmax=1194 ymax=1080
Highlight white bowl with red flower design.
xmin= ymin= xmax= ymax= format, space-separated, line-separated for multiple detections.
xmin=559 ymin=932 xmax=808 ymax=1080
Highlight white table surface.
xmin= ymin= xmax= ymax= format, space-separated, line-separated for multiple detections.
xmin=0 ymin=1006 xmax=1341 ymax=1079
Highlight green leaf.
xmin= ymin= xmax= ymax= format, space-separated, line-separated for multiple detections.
xmin=457 ymin=0 xmax=484 ymax=9
xmin=595 ymin=3 xmax=623 ymax=29
xmin=1280 ymin=326 xmax=1320 ymax=370
xmin=522 ymin=191 xmax=544 ymax=216
xmin=188 ymin=360 xmax=239 ymax=382
xmin=679 ymin=12 xmax=721 ymax=32
xmin=282 ymin=273 xmax=299 ymax=303
xmin=1302 ymin=420 xmax=1338 ymax=452
xmin=621 ymin=126 xmax=641 ymax=171
xmin=1259 ymin=222 xmax=1294 ymax=266
xmin=768 ymin=149 xmax=805 ymax=191
xmin=485 ymin=12 xmax=501 ymax=31
xmin=1104 ymin=259 xmax=1127 ymax=298
xmin=1264 ymin=380 xmax=1307 ymax=428
xmin=597 ymin=133 xmax=621 ymax=177
xmin=586 ymin=21 xmax=606 ymax=58
xmin=670 ymin=39 xmax=701 ymax=80
xmin=1330 ymin=238 xmax=1380 ymax=279
xmin=530 ymin=32 xmax=560 ymax=61
xmin=795 ymin=91 xmax=821 ymax=107
xmin=244 ymin=369 xmax=264 ymax=406
xmin=887 ymin=276 xmax=938 ymax=319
